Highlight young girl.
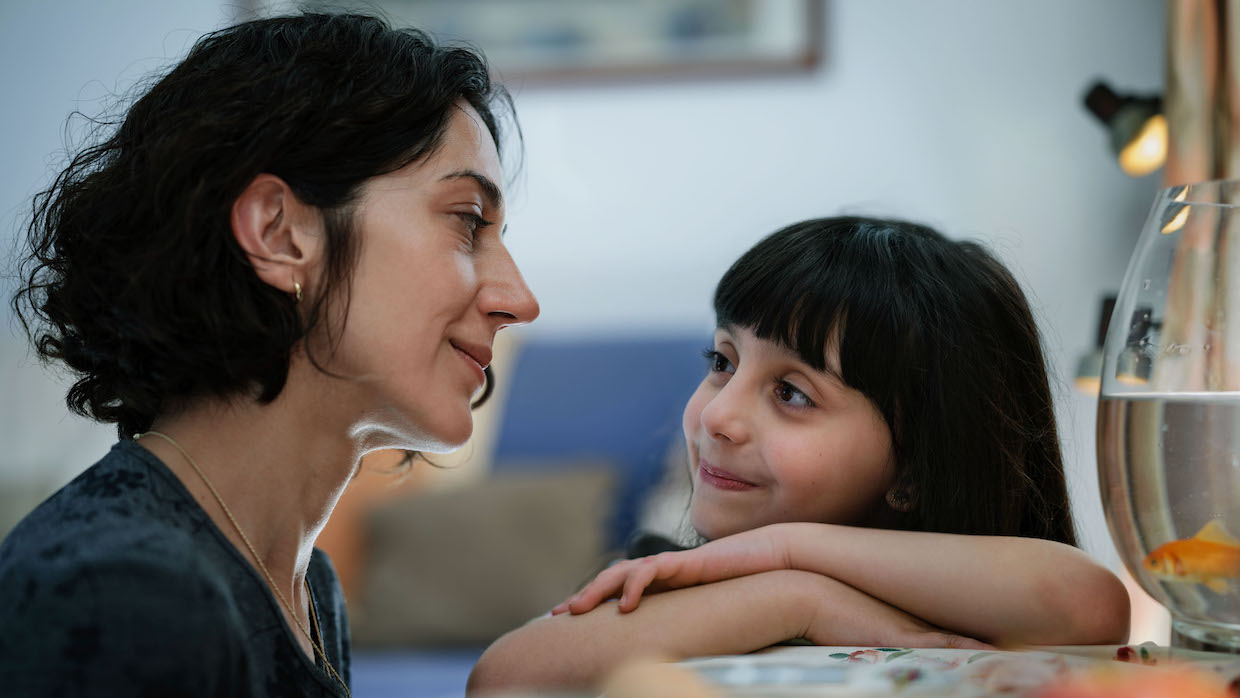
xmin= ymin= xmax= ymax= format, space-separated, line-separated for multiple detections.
xmin=467 ymin=216 xmax=1129 ymax=694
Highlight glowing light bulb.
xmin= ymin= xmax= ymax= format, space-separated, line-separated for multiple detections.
xmin=1118 ymin=114 xmax=1168 ymax=177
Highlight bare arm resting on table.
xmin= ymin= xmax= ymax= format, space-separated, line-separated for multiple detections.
xmin=559 ymin=523 xmax=1130 ymax=647
xmin=466 ymin=569 xmax=985 ymax=695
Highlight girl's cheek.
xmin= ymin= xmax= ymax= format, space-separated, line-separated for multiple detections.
xmin=682 ymin=383 xmax=712 ymax=439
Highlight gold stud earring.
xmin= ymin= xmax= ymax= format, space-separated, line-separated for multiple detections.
xmin=294 ymin=281 xmax=303 ymax=303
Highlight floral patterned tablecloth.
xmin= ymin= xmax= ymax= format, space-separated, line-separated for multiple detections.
xmin=675 ymin=643 xmax=1240 ymax=697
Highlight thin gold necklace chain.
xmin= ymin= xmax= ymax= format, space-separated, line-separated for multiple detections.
xmin=135 ymin=431 xmax=350 ymax=697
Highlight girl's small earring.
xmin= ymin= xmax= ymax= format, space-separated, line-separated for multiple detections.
xmin=294 ymin=281 xmax=303 ymax=303
xmin=885 ymin=488 xmax=913 ymax=513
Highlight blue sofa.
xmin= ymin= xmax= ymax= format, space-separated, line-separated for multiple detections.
xmin=351 ymin=335 xmax=710 ymax=697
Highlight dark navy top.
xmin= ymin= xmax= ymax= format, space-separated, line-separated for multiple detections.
xmin=0 ymin=440 xmax=350 ymax=697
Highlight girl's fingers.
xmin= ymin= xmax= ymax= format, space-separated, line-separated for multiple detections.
xmin=917 ymin=631 xmax=994 ymax=651
xmin=618 ymin=564 xmax=659 ymax=612
xmin=563 ymin=553 xmax=692 ymax=615
xmin=569 ymin=569 xmax=627 ymax=613
xmin=943 ymin=634 xmax=995 ymax=651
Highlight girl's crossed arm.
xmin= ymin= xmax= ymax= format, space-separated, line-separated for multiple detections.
xmin=559 ymin=523 xmax=1130 ymax=647
xmin=467 ymin=569 xmax=984 ymax=694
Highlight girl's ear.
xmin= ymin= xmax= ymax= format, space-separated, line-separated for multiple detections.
xmin=230 ymin=173 xmax=324 ymax=299
xmin=885 ymin=485 xmax=915 ymax=513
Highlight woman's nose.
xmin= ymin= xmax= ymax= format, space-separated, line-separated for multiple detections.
xmin=482 ymin=245 xmax=540 ymax=329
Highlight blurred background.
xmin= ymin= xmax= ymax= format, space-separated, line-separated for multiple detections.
xmin=1 ymin=1 xmax=1167 ymax=695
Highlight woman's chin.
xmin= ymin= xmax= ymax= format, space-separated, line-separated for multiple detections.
xmin=375 ymin=408 xmax=474 ymax=454
xmin=420 ymin=418 xmax=474 ymax=454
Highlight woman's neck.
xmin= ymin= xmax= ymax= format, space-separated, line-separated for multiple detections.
xmin=137 ymin=361 xmax=362 ymax=597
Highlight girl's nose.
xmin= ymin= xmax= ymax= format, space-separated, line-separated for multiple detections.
xmin=699 ymin=380 xmax=751 ymax=445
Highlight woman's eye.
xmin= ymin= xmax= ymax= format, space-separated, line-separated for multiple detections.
xmin=774 ymin=380 xmax=815 ymax=409
xmin=701 ymin=349 xmax=735 ymax=374
xmin=456 ymin=212 xmax=493 ymax=237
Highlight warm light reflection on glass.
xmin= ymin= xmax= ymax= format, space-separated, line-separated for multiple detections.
xmin=1118 ymin=114 xmax=1168 ymax=177
xmin=1160 ymin=187 xmax=1190 ymax=234
xmin=1074 ymin=375 xmax=1101 ymax=394
xmin=1116 ymin=373 xmax=1150 ymax=386
xmin=1162 ymin=206 xmax=1189 ymax=234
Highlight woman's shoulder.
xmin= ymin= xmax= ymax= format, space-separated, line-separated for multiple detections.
xmin=0 ymin=504 xmax=249 ymax=693
xmin=0 ymin=443 xmax=256 ymax=693
xmin=0 ymin=441 xmax=216 ymax=575
xmin=0 ymin=441 xmax=248 ymax=629
xmin=0 ymin=442 xmax=242 ymax=619
xmin=0 ymin=548 xmax=249 ymax=695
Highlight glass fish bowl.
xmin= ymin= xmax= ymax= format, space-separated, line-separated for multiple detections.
xmin=1098 ymin=179 xmax=1240 ymax=652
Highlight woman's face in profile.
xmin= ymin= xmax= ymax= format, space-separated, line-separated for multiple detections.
xmin=329 ymin=103 xmax=539 ymax=453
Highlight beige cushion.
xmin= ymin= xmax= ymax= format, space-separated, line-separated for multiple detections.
xmin=352 ymin=465 xmax=616 ymax=647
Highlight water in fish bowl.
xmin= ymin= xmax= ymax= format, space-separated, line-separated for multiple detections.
xmin=1098 ymin=392 xmax=1240 ymax=648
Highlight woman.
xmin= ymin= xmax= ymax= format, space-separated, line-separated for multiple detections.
xmin=2 ymin=13 xmax=537 ymax=696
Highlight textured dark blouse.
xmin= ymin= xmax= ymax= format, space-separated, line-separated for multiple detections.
xmin=0 ymin=440 xmax=350 ymax=697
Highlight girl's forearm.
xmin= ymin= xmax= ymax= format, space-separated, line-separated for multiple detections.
xmin=467 ymin=569 xmax=817 ymax=694
xmin=778 ymin=522 xmax=1129 ymax=645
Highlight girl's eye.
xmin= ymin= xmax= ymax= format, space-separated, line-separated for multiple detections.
xmin=702 ymin=349 xmax=735 ymax=375
xmin=774 ymin=380 xmax=815 ymax=409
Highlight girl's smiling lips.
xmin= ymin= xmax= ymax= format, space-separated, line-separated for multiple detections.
xmin=698 ymin=458 xmax=758 ymax=491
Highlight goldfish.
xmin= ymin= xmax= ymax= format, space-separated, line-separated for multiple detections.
xmin=1142 ymin=519 xmax=1240 ymax=594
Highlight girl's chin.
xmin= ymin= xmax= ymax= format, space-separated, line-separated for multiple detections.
xmin=689 ymin=508 xmax=751 ymax=542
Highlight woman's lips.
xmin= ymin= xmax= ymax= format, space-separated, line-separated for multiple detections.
xmin=450 ymin=342 xmax=487 ymax=385
xmin=698 ymin=459 xmax=757 ymax=491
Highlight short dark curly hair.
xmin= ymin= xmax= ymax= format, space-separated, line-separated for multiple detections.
xmin=12 ymin=12 xmax=515 ymax=439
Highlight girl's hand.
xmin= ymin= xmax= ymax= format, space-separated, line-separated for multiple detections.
xmin=552 ymin=551 xmax=698 ymax=615
xmin=553 ymin=525 xmax=790 ymax=615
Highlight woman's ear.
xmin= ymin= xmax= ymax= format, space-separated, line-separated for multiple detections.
xmin=230 ymin=173 xmax=324 ymax=299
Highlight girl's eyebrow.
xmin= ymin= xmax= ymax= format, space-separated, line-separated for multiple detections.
xmin=767 ymin=340 xmax=847 ymax=388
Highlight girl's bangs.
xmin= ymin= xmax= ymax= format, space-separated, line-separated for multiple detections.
xmin=714 ymin=224 xmax=850 ymax=375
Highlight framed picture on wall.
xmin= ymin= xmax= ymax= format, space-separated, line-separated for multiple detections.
xmin=290 ymin=0 xmax=824 ymax=84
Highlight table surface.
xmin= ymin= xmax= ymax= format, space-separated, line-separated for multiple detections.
xmin=672 ymin=643 xmax=1240 ymax=697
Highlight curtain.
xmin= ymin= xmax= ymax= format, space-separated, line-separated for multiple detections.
xmin=1127 ymin=0 xmax=1240 ymax=648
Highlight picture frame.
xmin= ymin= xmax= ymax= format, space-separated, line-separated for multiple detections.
xmin=292 ymin=0 xmax=824 ymax=84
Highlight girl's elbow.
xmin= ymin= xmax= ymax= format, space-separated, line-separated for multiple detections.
xmin=1057 ymin=564 xmax=1131 ymax=645
xmin=466 ymin=651 xmax=503 ymax=697
xmin=468 ymin=628 xmax=593 ymax=696
xmin=1084 ymin=569 xmax=1131 ymax=644
xmin=467 ymin=639 xmax=534 ymax=696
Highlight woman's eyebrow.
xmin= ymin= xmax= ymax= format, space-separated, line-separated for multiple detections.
xmin=439 ymin=169 xmax=503 ymax=211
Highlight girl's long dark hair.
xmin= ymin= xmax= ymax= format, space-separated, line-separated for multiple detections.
xmin=714 ymin=217 xmax=1077 ymax=545
xmin=13 ymin=13 xmax=513 ymax=439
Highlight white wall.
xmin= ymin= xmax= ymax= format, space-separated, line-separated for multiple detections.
xmin=0 ymin=1 xmax=235 ymax=492
xmin=1 ymin=1 xmax=1163 ymax=566
xmin=500 ymin=0 xmax=1164 ymax=567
